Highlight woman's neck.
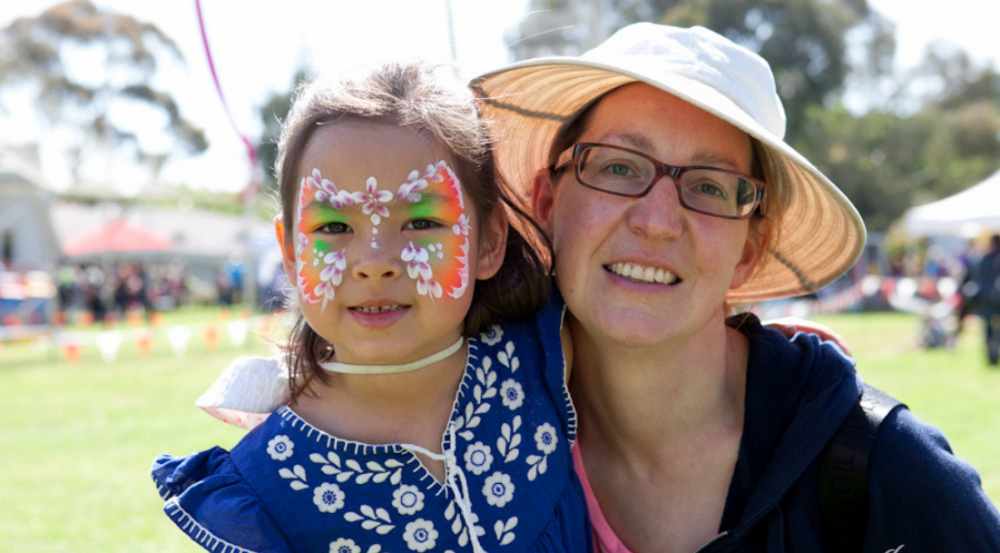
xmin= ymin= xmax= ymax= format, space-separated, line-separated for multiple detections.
xmin=569 ymin=310 xmax=748 ymax=463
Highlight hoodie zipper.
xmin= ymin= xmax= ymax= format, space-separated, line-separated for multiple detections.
xmin=693 ymin=531 xmax=731 ymax=553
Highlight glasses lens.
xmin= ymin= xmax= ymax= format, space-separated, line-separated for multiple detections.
xmin=578 ymin=146 xmax=655 ymax=195
xmin=678 ymin=169 xmax=757 ymax=218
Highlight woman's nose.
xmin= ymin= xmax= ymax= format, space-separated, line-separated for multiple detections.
xmin=351 ymin=242 xmax=403 ymax=282
xmin=626 ymin=175 xmax=684 ymax=239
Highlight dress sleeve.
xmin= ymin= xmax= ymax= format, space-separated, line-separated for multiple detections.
xmin=152 ymin=448 xmax=295 ymax=553
xmin=865 ymin=408 xmax=1000 ymax=552
xmin=195 ymin=355 xmax=292 ymax=430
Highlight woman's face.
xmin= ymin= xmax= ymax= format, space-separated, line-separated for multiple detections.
xmin=533 ymin=83 xmax=764 ymax=347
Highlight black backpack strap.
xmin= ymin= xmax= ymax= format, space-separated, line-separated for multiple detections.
xmin=818 ymin=383 xmax=906 ymax=552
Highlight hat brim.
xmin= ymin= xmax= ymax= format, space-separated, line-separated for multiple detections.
xmin=473 ymin=58 xmax=865 ymax=303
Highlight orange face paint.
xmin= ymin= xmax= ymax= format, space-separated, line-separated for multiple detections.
xmin=397 ymin=161 xmax=470 ymax=300
xmin=295 ymin=169 xmax=357 ymax=309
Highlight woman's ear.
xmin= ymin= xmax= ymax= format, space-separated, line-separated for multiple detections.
xmin=475 ymin=206 xmax=508 ymax=280
xmin=731 ymin=219 xmax=769 ymax=289
xmin=275 ymin=216 xmax=297 ymax=283
xmin=531 ymin=168 xmax=556 ymax=238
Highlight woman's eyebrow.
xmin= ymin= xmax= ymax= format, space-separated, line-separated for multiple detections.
xmin=600 ymin=131 xmax=656 ymax=153
xmin=600 ymin=131 xmax=744 ymax=170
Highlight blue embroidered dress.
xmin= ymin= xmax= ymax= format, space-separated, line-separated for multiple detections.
xmin=151 ymin=296 xmax=590 ymax=553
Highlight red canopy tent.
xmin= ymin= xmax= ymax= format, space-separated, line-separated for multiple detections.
xmin=62 ymin=219 xmax=174 ymax=257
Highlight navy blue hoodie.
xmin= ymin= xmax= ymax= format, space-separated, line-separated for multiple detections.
xmin=697 ymin=315 xmax=1000 ymax=552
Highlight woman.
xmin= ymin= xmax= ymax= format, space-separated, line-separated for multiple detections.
xmin=474 ymin=23 xmax=1000 ymax=552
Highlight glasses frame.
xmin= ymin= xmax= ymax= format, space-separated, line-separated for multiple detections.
xmin=549 ymin=142 xmax=766 ymax=220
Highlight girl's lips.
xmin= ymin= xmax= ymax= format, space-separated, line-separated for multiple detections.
xmin=348 ymin=304 xmax=410 ymax=329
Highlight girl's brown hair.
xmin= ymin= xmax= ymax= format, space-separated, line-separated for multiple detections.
xmin=275 ymin=60 xmax=550 ymax=399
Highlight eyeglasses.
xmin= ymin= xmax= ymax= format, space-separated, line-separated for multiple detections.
xmin=549 ymin=143 xmax=766 ymax=220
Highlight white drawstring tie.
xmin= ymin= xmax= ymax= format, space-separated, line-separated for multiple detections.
xmin=401 ymin=423 xmax=486 ymax=553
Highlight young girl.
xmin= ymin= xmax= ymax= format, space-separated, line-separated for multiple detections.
xmin=151 ymin=60 xmax=590 ymax=553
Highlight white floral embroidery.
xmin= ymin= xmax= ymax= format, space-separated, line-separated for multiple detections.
xmin=480 ymin=325 xmax=503 ymax=346
xmin=278 ymin=464 xmax=309 ymax=491
xmin=314 ymin=482 xmax=346 ymax=513
xmin=463 ymin=442 xmax=493 ymax=475
xmin=344 ymin=505 xmax=394 ymax=534
xmin=497 ymin=415 xmax=522 ymax=463
xmin=494 ymin=516 xmax=518 ymax=546
xmin=497 ymin=340 xmax=520 ymax=372
xmin=455 ymin=357 xmax=495 ymax=441
xmin=526 ymin=422 xmax=559 ymax=481
xmin=392 ymin=484 xmax=425 ymax=515
xmin=534 ymin=422 xmax=558 ymax=455
xmin=482 ymin=472 xmax=515 ymax=507
xmin=445 ymin=502 xmax=485 ymax=548
xmin=500 ymin=379 xmax=524 ymax=410
xmin=267 ymin=435 xmax=294 ymax=461
xmin=403 ymin=518 xmax=438 ymax=552
xmin=361 ymin=177 xmax=393 ymax=225
xmin=328 ymin=538 xmax=361 ymax=553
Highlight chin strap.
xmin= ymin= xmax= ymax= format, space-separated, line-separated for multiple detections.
xmin=400 ymin=423 xmax=486 ymax=553
xmin=319 ymin=337 xmax=465 ymax=374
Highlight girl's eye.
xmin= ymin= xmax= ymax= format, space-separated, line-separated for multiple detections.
xmin=405 ymin=219 xmax=440 ymax=230
xmin=318 ymin=222 xmax=350 ymax=234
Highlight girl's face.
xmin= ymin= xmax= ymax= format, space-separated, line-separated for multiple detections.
xmin=277 ymin=122 xmax=504 ymax=365
xmin=533 ymin=84 xmax=764 ymax=348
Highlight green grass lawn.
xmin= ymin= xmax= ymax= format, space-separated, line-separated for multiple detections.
xmin=1 ymin=309 xmax=997 ymax=551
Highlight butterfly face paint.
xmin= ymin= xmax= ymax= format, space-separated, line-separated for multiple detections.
xmin=295 ymin=168 xmax=362 ymax=310
xmin=397 ymin=160 xmax=470 ymax=301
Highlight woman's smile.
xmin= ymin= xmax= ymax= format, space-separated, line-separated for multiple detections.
xmin=604 ymin=261 xmax=680 ymax=285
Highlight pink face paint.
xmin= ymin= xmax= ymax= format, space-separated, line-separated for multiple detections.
xmin=397 ymin=161 xmax=470 ymax=301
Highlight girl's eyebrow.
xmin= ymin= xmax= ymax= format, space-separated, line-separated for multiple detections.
xmin=402 ymin=191 xmax=452 ymax=205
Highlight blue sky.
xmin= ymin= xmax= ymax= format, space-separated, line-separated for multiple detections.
xmin=0 ymin=0 xmax=996 ymax=195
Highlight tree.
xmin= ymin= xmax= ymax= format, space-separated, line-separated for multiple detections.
xmin=0 ymin=0 xmax=207 ymax=186
xmin=510 ymin=0 xmax=896 ymax=144
xmin=255 ymin=67 xmax=311 ymax=193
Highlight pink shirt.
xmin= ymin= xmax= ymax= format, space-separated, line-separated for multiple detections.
xmin=573 ymin=442 xmax=635 ymax=553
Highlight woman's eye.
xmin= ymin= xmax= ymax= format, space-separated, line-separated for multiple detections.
xmin=602 ymin=162 xmax=636 ymax=177
xmin=692 ymin=182 xmax=727 ymax=198
xmin=318 ymin=222 xmax=350 ymax=234
xmin=405 ymin=219 xmax=440 ymax=231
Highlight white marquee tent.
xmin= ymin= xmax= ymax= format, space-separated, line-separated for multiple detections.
xmin=903 ymin=169 xmax=1000 ymax=238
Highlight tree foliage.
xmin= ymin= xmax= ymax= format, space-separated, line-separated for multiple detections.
xmin=255 ymin=67 xmax=311 ymax=193
xmin=0 ymin=0 xmax=207 ymax=182
xmin=512 ymin=0 xmax=1000 ymax=232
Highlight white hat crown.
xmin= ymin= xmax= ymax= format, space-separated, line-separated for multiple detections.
xmin=585 ymin=23 xmax=786 ymax=139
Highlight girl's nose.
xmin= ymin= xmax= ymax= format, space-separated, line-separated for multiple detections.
xmin=351 ymin=241 xmax=403 ymax=282
xmin=627 ymin=175 xmax=684 ymax=240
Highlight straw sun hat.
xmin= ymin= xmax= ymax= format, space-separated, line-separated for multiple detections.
xmin=472 ymin=23 xmax=865 ymax=303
